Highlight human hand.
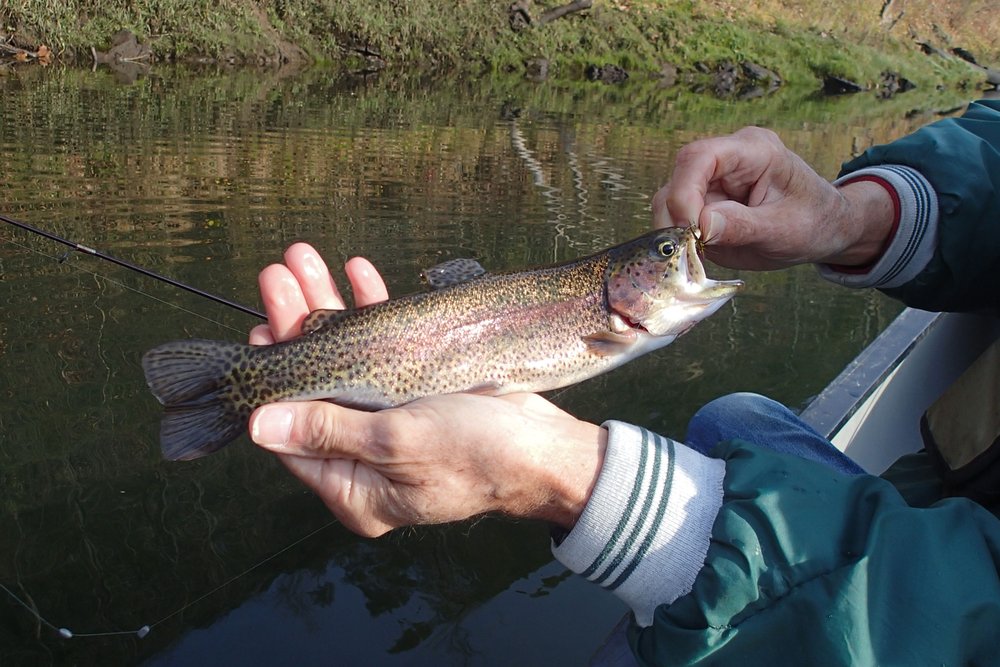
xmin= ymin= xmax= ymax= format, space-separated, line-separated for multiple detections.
xmin=247 ymin=243 xmax=606 ymax=536
xmin=652 ymin=127 xmax=895 ymax=270
xmin=248 ymin=242 xmax=389 ymax=345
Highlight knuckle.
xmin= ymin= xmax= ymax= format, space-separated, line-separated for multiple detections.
xmin=370 ymin=410 xmax=412 ymax=453
xmin=351 ymin=516 xmax=391 ymax=538
xmin=673 ymin=141 xmax=702 ymax=167
xmin=738 ymin=125 xmax=775 ymax=140
xmin=651 ymin=184 xmax=668 ymax=209
xmin=301 ymin=403 xmax=340 ymax=451
xmin=749 ymin=126 xmax=783 ymax=151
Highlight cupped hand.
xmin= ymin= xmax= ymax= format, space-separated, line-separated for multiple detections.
xmin=248 ymin=242 xmax=388 ymax=345
xmin=652 ymin=127 xmax=893 ymax=270
xmin=247 ymin=243 xmax=606 ymax=536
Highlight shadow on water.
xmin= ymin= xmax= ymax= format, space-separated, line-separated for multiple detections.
xmin=0 ymin=64 xmax=969 ymax=664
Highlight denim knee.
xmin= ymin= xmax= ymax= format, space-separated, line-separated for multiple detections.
xmin=685 ymin=392 xmax=865 ymax=475
xmin=687 ymin=392 xmax=780 ymax=442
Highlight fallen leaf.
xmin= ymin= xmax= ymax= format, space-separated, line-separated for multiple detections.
xmin=14 ymin=50 xmax=27 ymax=62
xmin=37 ymin=44 xmax=50 ymax=57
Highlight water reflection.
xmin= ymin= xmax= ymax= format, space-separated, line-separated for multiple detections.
xmin=0 ymin=64 xmax=965 ymax=665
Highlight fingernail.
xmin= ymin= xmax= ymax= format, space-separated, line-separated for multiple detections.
xmin=706 ymin=211 xmax=726 ymax=243
xmin=251 ymin=406 xmax=294 ymax=447
xmin=350 ymin=257 xmax=371 ymax=278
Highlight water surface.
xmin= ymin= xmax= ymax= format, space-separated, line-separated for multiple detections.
xmin=0 ymin=65 xmax=965 ymax=665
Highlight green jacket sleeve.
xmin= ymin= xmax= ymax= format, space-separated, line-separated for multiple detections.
xmin=629 ymin=442 xmax=1000 ymax=666
xmin=840 ymin=99 xmax=1000 ymax=313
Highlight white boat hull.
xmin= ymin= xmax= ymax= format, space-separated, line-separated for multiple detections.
xmin=801 ymin=308 xmax=1000 ymax=473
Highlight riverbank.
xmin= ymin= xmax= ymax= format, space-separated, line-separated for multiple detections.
xmin=2 ymin=1 xmax=998 ymax=94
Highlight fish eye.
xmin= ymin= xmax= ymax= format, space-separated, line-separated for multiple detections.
xmin=657 ymin=239 xmax=677 ymax=257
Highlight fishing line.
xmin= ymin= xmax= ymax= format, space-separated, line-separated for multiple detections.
xmin=1 ymin=520 xmax=338 ymax=640
xmin=1 ymin=216 xmax=326 ymax=640
xmin=0 ymin=212 xmax=266 ymax=321
xmin=2 ymin=235 xmax=249 ymax=336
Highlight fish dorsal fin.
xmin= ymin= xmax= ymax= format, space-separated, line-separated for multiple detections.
xmin=421 ymin=258 xmax=487 ymax=290
xmin=301 ymin=308 xmax=347 ymax=335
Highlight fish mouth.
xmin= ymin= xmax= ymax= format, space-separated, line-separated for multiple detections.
xmin=680 ymin=279 xmax=744 ymax=303
xmin=628 ymin=233 xmax=742 ymax=337
xmin=678 ymin=231 xmax=743 ymax=309
xmin=603 ymin=226 xmax=742 ymax=339
xmin=609 ymin=310 xmax=650 ymax=336
xmin=609 ymin=281 xmax=740 ymax=339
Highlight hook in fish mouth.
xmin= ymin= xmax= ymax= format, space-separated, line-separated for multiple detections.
xmin=689 ymin=222 xmax=712 ymax=256
xmin=673 ymin=221 xmax=715 ymax=256
xmin=695 ymin=231 xmax=707 ymax=256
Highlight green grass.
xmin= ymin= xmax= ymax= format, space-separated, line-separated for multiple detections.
xmin=1 ymin=0 xmax=992 ymax=90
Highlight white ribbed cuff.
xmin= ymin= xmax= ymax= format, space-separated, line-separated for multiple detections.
xmin=551 ymin=421 xmax=725 ymax=627
xmin=819 ymin=165 xmax=938 ymax=289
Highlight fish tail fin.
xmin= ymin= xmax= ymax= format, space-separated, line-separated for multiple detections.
xmin=142 ymin=339 xmax=253 ymax=461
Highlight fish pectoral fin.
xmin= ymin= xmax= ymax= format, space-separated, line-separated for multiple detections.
xmin=301 ymin=308 xmax=347 ymax=335
xmin=421 ymin=258 xmax=488 ymax=290
xmin=582 ymin=330 xmax=638 ymax=356
xmin=464 ymin=381 xmax=503 ymax=396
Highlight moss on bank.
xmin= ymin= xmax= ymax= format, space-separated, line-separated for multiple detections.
xmin=2 ymin=1 xmax=996 ymax=91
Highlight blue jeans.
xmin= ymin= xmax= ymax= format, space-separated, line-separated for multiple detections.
xmin=685 ymin=392 xmax=866 ymax=476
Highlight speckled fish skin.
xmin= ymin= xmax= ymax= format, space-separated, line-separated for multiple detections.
xmin=142 ymin=227 xmax=742 ymax=460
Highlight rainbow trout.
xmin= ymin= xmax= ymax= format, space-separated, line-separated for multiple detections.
xmin=143 ymin=227 xmax=742 ymax=460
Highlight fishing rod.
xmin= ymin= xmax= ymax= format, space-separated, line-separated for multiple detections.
xmin=0 ymin=213 xmax=266 ymax=320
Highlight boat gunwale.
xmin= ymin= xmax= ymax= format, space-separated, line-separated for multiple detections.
xmin=800 ymin=307 xmax=940 ymax=441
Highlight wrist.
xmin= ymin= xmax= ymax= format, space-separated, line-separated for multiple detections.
xmin=819 ymin=165 xmax=938 ymax=289
xmin=822 ymin=179 xmax=898 ymax=267
xmin=504 ymin=421 xmax=607 ymax=530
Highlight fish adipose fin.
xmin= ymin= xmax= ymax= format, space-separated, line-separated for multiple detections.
xmin=421 ymin=258 xmax=487 ymax=290
xmin=142 ymin=339 xmax=249 ymax=461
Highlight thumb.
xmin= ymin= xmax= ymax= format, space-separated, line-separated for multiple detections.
xmin=250 ymin=401 xmax=369 ymax=458
xmin=274 ymin=452 xmax=396 ymax=538
xmin=251 ymin=402 xmax=400 ymax=537
xmin=700 ymin=208 xmax=727 ymax=245
xmin=699 ymin=200 xmax=766 ymax=248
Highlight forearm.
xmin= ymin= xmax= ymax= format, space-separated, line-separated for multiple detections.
xmin=819 ymin=179 xmax=896 ymax=267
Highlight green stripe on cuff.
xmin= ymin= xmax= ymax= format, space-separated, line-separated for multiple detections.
xmin=579 ymin=426 xmax=650 ymax=579
xmin=607 ymin=434 xmax=675 ymax=590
